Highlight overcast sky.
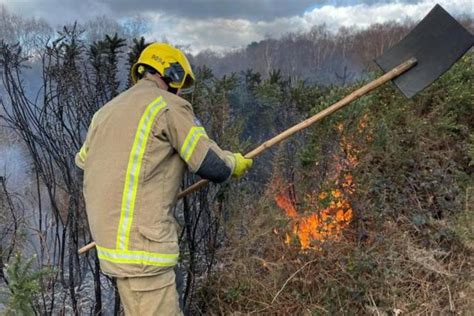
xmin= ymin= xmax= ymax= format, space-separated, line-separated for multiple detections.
xmin=2 ymin=0 xmax=472 ymax=52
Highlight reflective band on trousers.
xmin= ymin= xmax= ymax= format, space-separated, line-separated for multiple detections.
xmin=116 ymin=96 xmax=167 ymax=250
xmin=96 ymin=246 xmax=178 ymax=267
xmin=180 ymin=126 xmax=207 ymax=162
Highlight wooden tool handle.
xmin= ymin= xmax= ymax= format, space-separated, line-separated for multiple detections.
xmin=78 ymin=241 xmax=97 ymax=254
xmin=177 ymin=58 xmax=417 ymax=198
xmin=78 ymin=58 xmax=417 ymax=254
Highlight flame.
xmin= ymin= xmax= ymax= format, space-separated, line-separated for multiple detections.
xmin=275 ymin=194 xmax=298 ymax=218
xmin=274 ymin=116 xmax=371 ymax=250
xmin=275 ymin=188 xmax=353 ymax=250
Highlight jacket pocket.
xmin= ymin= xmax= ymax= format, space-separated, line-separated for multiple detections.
xmin=138 ymin=221 xmax=179 ymax=255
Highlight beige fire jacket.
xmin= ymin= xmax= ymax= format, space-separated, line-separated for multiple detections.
xmin=75 ymin=78 xmax=235 ymax=277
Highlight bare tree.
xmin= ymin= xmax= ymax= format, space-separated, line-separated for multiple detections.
xmin=0 ymin=23 xmax=128 ymax=313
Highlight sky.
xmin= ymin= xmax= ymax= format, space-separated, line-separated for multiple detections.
xmin=1 ymin=0 xmax=473 ymax=52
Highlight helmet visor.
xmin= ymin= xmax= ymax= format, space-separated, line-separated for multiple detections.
xmin=164 ymin=62 xmax=195 ymax=94
xmin=179 ymin=74 xmax=195 ymax=94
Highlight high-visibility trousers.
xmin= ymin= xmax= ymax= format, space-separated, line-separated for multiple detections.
xmin=116 ymin=269 xmax=182 ymax=316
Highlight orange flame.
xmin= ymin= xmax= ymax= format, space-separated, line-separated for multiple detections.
xmin=274 ymin=116 xmax=371 ymax=250
xmin=275 ymin=188 xmax=353 ymax=250
xmin=275 ymin=194 xmax=298 ymax=218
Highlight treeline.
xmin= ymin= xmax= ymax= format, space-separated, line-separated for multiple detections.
xmin=192 ymin=22 xmax=412 ymax=84
xmin=0 ymin=6 xmax=146 ymax=57
xmin=1 ymin=5 xmax=471 ymax=84
xmin=191 ymin=18 xmax=472 ymax=83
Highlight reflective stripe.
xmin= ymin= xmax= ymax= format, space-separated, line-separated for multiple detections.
xmin=77 ymin=110 xmax=101 ymax=162
xmin=97 ymin=245 xmax=178 ymax=267
xmin=116 ymin=96 xmax=167 ymax=250
xmin=180 ymin=126 xmax=208 ymax=162
xmin=79 ymin=145 xmax=87 ymax=161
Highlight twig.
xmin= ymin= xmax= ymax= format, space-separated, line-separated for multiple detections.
xmin=446 ymin=281 xmax=455 ymax=312
xmin=271 ymin=259 xmax=318 ymax=304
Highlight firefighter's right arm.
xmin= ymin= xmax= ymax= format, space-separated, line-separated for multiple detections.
xmin=165 ymin=101 xmax=235 ymax=183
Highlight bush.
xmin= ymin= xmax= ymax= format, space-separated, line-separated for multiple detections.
xmin=196 ymin=54 xmax=473 ymax=314
xmin=2 ymin=253 xmax=53 ymax=315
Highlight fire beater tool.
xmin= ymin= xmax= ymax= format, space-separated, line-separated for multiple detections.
xmin=79 ymin=4 xmax=473 ymax=254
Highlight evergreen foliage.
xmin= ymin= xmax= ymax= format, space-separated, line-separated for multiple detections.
xmin=2 ymin=253 xmax=52 ymax=315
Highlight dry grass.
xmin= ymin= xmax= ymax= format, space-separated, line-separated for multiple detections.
xmin=196 ymin=194 xmax=473 ymax=315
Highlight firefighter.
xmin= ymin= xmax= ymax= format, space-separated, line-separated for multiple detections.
xmin=75 ymin=43 xmax=253 ymax=315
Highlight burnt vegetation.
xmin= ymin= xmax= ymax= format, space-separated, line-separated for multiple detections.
xmin=0 ymin=7 xmax=473 ymax=315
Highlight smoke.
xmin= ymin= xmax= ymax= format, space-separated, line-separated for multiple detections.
xmin=0 ymin=136 xmax=32 ymax=195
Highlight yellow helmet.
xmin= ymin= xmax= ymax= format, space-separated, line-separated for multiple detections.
xmin=131 ymin=43 xmax=195 ymax=94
